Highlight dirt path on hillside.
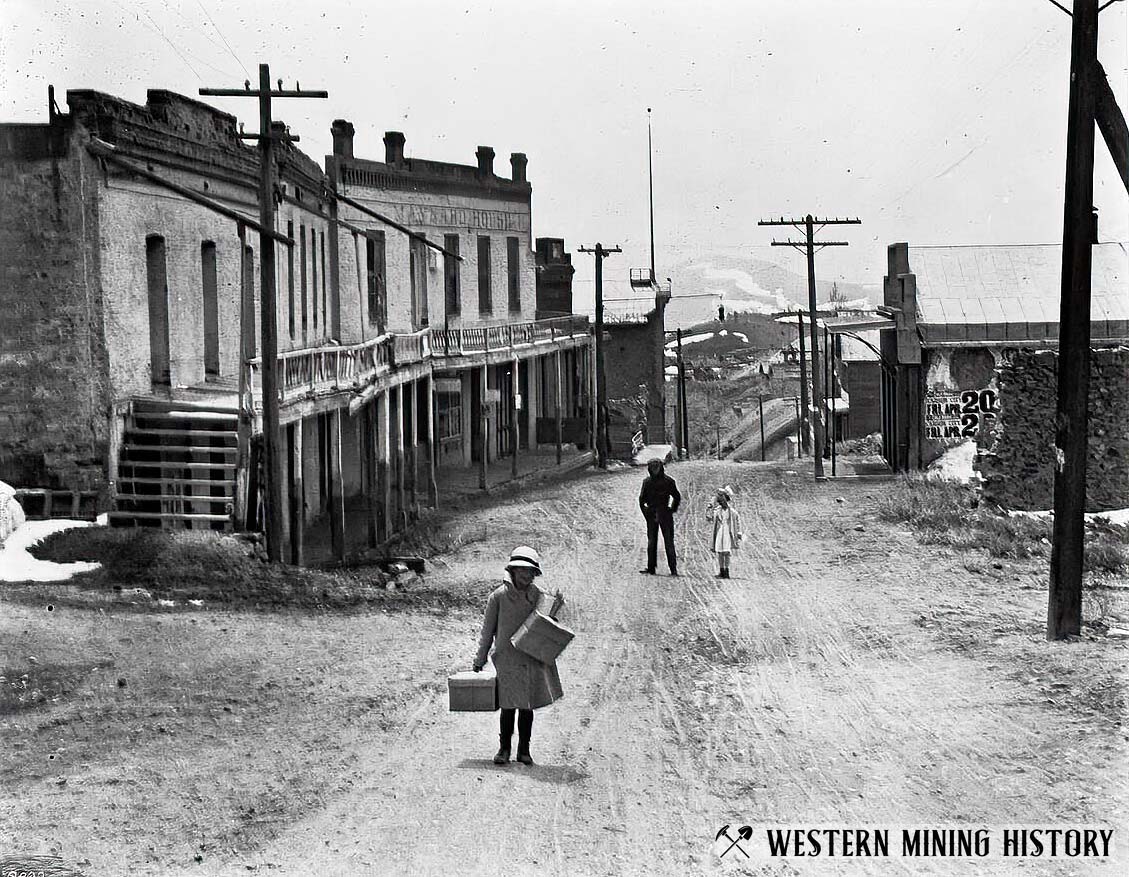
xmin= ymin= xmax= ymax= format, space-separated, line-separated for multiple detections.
xmin=3 ymin=463 xmax=1125 ymax=876
xmin=207 ymin=464 xmax=1126 ymax=876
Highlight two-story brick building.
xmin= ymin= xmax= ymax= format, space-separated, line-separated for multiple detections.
xmin=0 ymin=89 xmax=593 ymax=564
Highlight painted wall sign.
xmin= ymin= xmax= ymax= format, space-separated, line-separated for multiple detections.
xmin=390 ymin=205 xmax=529 ymax=232
xmin=924 ymin=388 xmax=999 ymax=440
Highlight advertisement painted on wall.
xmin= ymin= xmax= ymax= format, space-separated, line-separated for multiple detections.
xmin=924 ymin=388 xmax=999 ymax=440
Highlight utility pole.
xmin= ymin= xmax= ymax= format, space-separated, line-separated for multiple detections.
xmin=578 ymin=243 xmax=621 ymax=468
xmin=758 ymin=394 xmax=766 ymax=462
xmin=680 ymin=350 xmax=690 ymax=460
xmin=647 ymin=108 xmax=656 ymax=283
xmin=1050 ymin=0 xmax=1101 ymax=640
xmin=201 ymin=65 xmax=327 ymax=563
xmin=796 ymin=310 xmax=809 ymax=455
xmin=760 ymin=215 xmax=861 ymax=479
xmin=675 ymin=327 xmax=685 ymax=458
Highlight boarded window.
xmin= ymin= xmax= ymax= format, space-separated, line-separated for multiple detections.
xmin=444 ymin=233 xmax=460 ymax=318
xmin=410 ymin=234 xmax=429 ymax=329
xmin=365 ymin=230 xmax=386 ymax=332
xmin=299 ymin=224 xmax=308 ymax=338
xmin=311 ymin=226 xmax=318 ymax=332
xmin=201 ymin=241 xmax=219 ymax=376
xmin=146 ymin=235 xmax=170 ymax=384
xmin=287 ymin=221 xmax=295 ymax=340
xmin=507 ymin=236 xmax=520 ymax=312
xmin=477 ymin=236 xmax=492 ymax=314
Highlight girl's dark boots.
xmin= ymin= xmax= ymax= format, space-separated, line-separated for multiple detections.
xmin=493 ymin=738 xmax=511 ymax=765
xmin=516 ymin=710 xmax=534 ymax=765
xmin=495 ymin=708 xmax=516 ymax=764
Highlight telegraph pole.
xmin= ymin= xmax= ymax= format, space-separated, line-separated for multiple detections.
xmin=201 ymin=65 xmax=327 ymax=563
xmin=796 ymin=310 xmax=809 ymax=455
xmin=758 ymin=394 xmax=766 ymax=462
xmin=647 ymin=108 xmax=656 ymax=282
xmin=759 ymin=215 xmax=861 ymax=479
xmin=579 ymin=243 xmax=622 ymax=468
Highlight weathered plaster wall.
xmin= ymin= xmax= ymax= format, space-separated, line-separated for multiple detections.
xmin=0 ymin=126 xmax=110 ymax=490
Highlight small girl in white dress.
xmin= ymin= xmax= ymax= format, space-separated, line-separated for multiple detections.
xmin=707 ymin=486 xmax=743 ymax=578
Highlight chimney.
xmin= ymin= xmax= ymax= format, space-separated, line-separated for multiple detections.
xmin=384 ymin=131 xmax=405 ymax=166
xmin=510 ymin=152 xmax=527 ymax=183
xmin=476 ymin=145 xmax=495 ymax=177
xmin=331 ymin=119 xmax=354 ymax=158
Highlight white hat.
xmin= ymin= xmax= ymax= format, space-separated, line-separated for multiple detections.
xmin=505 ymin=545 xmax=542 ymax=576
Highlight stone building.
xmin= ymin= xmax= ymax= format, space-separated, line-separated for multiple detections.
xmin=601 ymin=270 xmax=670 ymax=458
xmin=534 ymin=237 xmax=575 ymax=319
xmin=0 ymin=90 xmax=593 ymax=562
xmin=879 ymin=241 xmax=1129 ymax=510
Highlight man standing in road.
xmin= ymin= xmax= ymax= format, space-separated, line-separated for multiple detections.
xmin=639 ymin=458 xmax=681 ymax=576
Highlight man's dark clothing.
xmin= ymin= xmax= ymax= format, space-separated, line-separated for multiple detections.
xmin=639 ymin=470 xmax=681 ymax=574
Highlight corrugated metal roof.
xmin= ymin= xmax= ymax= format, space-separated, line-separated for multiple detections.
xmin=912 ymin=243 xmax=1128 ymax=344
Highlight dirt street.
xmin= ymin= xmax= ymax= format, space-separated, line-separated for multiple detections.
xmin=2 ymin=461 xmax=1126 ymax=876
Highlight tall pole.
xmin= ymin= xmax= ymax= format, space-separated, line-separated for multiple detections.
xmin=579 ymin=243 xmax=621 ymax=469
xmin=796 ymin=311 xmax=810 ymax=455
xmin=758 ymin=394 xmax=766 ymax=462
xmin=200 ymin=65 xmax=327 ymax=563
xmin=647 ymin=108 xmax=656 ymax=282
xmin=759 ymin=215 xmax=860 ymax=480
xmin=256 ymin=67 xmax=283 ymax=561
xmin=1049 ymin=0 xmax=1100 ymax=640
xmin=676 ymin=327 xmax=686 ymax=459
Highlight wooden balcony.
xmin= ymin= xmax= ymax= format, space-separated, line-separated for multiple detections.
xmin=243 ymin=317 xmax=589 ymax=414
xmin=430 ymin=315 xmax=590 ymax=358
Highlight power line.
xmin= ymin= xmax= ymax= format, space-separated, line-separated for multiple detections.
xmin=195 ymin=0 xmax=252 ymax=79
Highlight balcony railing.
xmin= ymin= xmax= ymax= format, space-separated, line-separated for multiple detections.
xmin=245 ymin=318 xmax=589 ymax=412
xmin=431 ymin=315 xmax=590 ymax=357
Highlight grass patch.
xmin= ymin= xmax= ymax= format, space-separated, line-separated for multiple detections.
xmin=19 ymin=527 xmax=481 ymax=612
xmin=876 ymin=475 xmax=1128 ymax=572
xmin=0 ymin=660 xmax=114 ymax=715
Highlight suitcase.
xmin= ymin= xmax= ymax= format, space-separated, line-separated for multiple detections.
xmin=511 ymin=611 xmax=575 ymax=664
xmin=448 ymin=667 xmax=497 ymax=712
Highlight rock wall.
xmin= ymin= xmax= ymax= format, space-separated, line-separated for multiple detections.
xmin=979 ymin=347 xmax=1129 ymax=511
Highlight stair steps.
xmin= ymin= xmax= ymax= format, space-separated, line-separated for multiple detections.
xmin=110 ymin=399 xmax=240 ymax=531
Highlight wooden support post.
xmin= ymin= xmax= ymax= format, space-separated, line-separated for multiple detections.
xmin=479 ymin=364 xmax=488 ymax=490
xmin=555 ymin=350 xmax=563 ymax=465
xmin=378 ymin=390 xmax=391 ymax=543
xmin=426 ymin=374 xmax=438 ymax=508
xmin=409 ymin=378 xmax=419 ymax=519
xmin=329 ymin=409 xmax=346 ymax=562
xmin=511 ymin=358 xmax=520 ymax=480
xmin=290 ymin=419 xmax=305 ymax=566
xmin=365 ymin=403 xmax=378 ymax=547
xmin=395 ymin=382 xmax=407 ymax=530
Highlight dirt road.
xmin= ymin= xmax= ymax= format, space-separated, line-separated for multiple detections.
xmin=2 ymin=461 xmax=1125 ymax=875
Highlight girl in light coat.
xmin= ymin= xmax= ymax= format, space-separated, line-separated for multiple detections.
xmin=473 ymin=545 xmax=564 ymax=766
xmin=707 ymin=486 xmax=743 ymax=579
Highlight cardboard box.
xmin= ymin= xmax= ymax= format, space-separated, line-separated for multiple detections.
xmin=448 ymin=668 xmax=497 ymax=712
xmin=511 ymin=611 xmax=575 ymax=664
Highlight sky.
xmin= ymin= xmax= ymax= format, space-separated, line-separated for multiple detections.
xmin=2 ymin=0 xmax=1127 ymax=307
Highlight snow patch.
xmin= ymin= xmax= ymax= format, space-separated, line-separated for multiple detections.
xmin=926 ymin=441 xmax=978 ymax=483
xmin=0 ymin=519 xmax=102 ymax=582
xmin=664 ymin=331 xmax=714 ymax=349
xmin=733 ymin=332 xmax=749 ymax=343
xmin=1009 ymin=508 xmax=1129 ymax=526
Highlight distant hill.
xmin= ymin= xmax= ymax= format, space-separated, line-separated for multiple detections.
xmin=661 ymin=252 xmax=877 ymax=330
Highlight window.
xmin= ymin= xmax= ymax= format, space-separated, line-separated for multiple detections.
xmin=365 ymin=231 xmax=386 ymax=332
xmin=146 ymin=235 xmax=170 ymax=384
xmin=477 ymin=235 xmax=492 ymax=313
xmin=299 ymin=223 xmax=308 ymax=338
xmin=409 ymin=234 xmax=429 ymax=329
xmin=320 ymin=230 xmax=328 ymax=334
xmin=243 ymin=245 xmax=255 ymax=358
xmin=311 ymin=226 xmax=318 ymax=332
xmin=507 ymin=236 xmax=520 ymax=312
xmin=201 ymin=241 xmax=219 ymax=376
xmin=444 ymin=234 xmax=460 ymax=318
xmin=437 ymin=392 xmax=462 ymax=441
xmin=287 ymin=221 xmax=295 ymax=340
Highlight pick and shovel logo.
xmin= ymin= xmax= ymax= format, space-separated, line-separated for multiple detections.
xmin=715 ymin=824 xmax=753 ymax=859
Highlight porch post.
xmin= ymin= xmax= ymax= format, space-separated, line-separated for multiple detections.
xmin=409 ymin=377 xmax=419 ymax=519
xmin=366 ymin=402 xmax=378 ymax=547
xmin=555 ymin=349 xmax=563 ymax=465
xmin=511 ymin=357 xmax=520 ymax=480
xmin=395 ymin=382 xmax=407 ymax=530
xmin=378 ymin=390 xmax=391 ymax=542
xmin=329 ymin=408 xmax=346 ymax=562
xmin=479 ymin=364 xmax=488 ymax=490
xmin=426 ymin=374 xmax=438 ymax=507
xmin=290 ymin=419 xmax=305 ymax=566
